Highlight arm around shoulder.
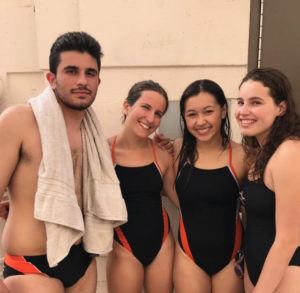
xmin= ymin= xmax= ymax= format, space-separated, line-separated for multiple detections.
xmin=173 ymin=137 xmax=183 ymax=165
xmin=155 ymin=140 xmax=179 ymax=208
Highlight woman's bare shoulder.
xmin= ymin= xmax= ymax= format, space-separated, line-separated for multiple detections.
xmin=107 ymin=135 xmax=118 ymax=149
xmin=273 ymin=139 xmax=300 ymax=162
xmin=173 ymin=137 xmax=183 ymax=156
xmin=231 ymin=140 xmax=246 ymax=159
xmin=153 ymin=139 xmax=173 ymax=160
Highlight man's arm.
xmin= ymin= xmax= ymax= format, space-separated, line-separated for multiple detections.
xmin=0 ymin=199 xmax=9 ymax=220
xmin=0 ymin=106 xmax=24 ymax=203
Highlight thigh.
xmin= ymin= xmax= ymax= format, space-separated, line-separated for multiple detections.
xmin=144 ymin=233 xmax=174 ymax=293
xmin=244 ymin=260 xmax=254 ymax=293
xmin=106 ymin=241 xmax=144 ymax=293
xmin=173 ymin=242 xmax=211 ymax=293
xmin=212 ymin=258 xmax=244 ymax=293
xmin=4 ymin=274 xmax=64 ymax=293
xmin=275 ymin=266 xmax=300 ymax=293
xmin=0 ymin=280 xmax=10 ymax=293
xmin=66 ymin=257 xmax=97 ymax=293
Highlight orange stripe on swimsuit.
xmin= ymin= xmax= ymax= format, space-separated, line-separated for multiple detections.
xmin=162 ymin=208 xmax=169 ymax=243
xmin=112 ymin=136 xmax=169 ymax=267
xmin=4 ymin=254 xmax=46 ymax=276
xmin=115 ymin=226 xmax=133 ymax=253
xmin=179 ymin=216 xmax=194 ymax=261
xmin=176 ymin=141 xmax=242 ymax=275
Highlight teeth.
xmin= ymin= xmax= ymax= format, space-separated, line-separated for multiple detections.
xmin=241 ymin=119 xmax=254 ymax=124
xmin=195 ymin=128 xmax=209 ymax=134
xmin=140 ymin=122 xmax=150 ymax=129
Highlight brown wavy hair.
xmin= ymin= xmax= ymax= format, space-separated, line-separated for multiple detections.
xmin=240 ymin=68 xmax=300 ymax=180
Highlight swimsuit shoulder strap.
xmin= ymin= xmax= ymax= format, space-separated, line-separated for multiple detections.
xmin=111 ymin=135 xmax=117 ymax=165
xmin=150 ymin=139 xmax=163 ymax=175
xmin=228 ymin=141 xmax=240 ymax=185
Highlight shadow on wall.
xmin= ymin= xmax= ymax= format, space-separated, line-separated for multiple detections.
xmin=0 ymin=78 xmax=5 ymax=112
xmin=159 ymin=101 xmax=181 ymax=141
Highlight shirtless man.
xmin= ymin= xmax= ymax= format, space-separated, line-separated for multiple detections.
xmin=0 ymin=32 xmax=103 ymax=292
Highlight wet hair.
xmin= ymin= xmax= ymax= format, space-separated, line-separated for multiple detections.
xmin=176 ymin=79 xmax=231 ymax=183
xmin=122 ymin=80 xmax=169 ymax=122
xmin=49 ymin=31 xmax=103 ymax=74
xmin=239 ymin=67 xmax=300 ymax=180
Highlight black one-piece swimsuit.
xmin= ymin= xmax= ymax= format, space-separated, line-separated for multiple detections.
xmin=242 ymin=178 xmax=300 ymax=285
xmin=112 ymin=137 xmax=169 ymax=267
xmin=176 ymin=142 xmax=242 ymax=276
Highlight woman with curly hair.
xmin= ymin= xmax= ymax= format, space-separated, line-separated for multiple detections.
xmin=235 ymin=68 xmax=300 ymax=293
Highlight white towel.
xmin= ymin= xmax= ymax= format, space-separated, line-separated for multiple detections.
xmin=29 ymin=86 xmax=127 ymax=267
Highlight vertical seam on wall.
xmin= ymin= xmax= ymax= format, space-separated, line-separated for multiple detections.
xmin=257 ymin=0 xmax=264 ymax=68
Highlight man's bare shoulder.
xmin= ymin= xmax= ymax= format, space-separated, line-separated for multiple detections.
xmin=0 ymin=104 xmax=39 ymax=153
xmin=0 ymin=104 xmax=37 ymax=158
xmin=0 ymin=104 xmax=35 ymax=129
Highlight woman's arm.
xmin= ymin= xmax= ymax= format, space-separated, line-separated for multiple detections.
xmin=156 ymin=138 xmax=182 ymax=208
xmin=162 ymin=156 xmax=179 ymax=208
xmin=231 ymin=141 xmax=249 ymax=183
xmin=253 ymin=140 xmax=300 ymax=293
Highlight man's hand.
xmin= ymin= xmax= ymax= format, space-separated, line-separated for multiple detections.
xmin=0 ymin=200 xmax=9 ymax=220
xmin=154 ymin=133 xmax=174 ymax=154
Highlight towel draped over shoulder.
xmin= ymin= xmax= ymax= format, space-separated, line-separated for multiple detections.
xmin=28 ymin=86 xmax=127 ymax=267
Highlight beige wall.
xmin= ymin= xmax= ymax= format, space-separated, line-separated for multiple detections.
xmin=0 ymin=0 xmax=250 ymax=291
xmin=0 ymin=0 xmax=250 ymax=141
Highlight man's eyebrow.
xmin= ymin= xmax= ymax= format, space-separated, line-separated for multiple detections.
xmin=86 ymin=68 xmax=98 ymax=73
xmin=238 ymin=96 xmax=264 ymax=101
xmin=63 ymin=65 xmax=78 ymax=70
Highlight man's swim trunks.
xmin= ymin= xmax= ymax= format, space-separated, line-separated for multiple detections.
xmin=3 ymin=243 xmax=92 ymax=287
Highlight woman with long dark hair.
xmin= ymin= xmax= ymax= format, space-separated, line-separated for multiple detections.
xmin=236 ymin=68 xmax=300 ymax=293
xmin=173 ymin=79 xmax=247 ymax=293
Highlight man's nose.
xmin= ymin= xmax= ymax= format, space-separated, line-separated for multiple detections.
xmin=77 ymin=72 xmax=87 ymax=85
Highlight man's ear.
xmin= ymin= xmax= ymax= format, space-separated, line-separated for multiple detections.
xmin=278 ymin=100 xmax=287 ymax=117
xmin=46 ymin=72 xmax=56 ymax=89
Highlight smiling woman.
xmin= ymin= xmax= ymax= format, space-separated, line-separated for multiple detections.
xmin=172 ymin=79 xmax=247 ymax=293
xmin=235 ymin=68 xmax=300 ymax=293
xmin=106 ymin=80 xmax=178 ymax=293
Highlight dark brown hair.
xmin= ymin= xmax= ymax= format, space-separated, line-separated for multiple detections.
xmin=240 ymin=68 xmax=300 ymax=180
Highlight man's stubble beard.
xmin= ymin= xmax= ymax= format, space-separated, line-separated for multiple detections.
xmin=54 ymin=88 xmax=96 ymax=111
